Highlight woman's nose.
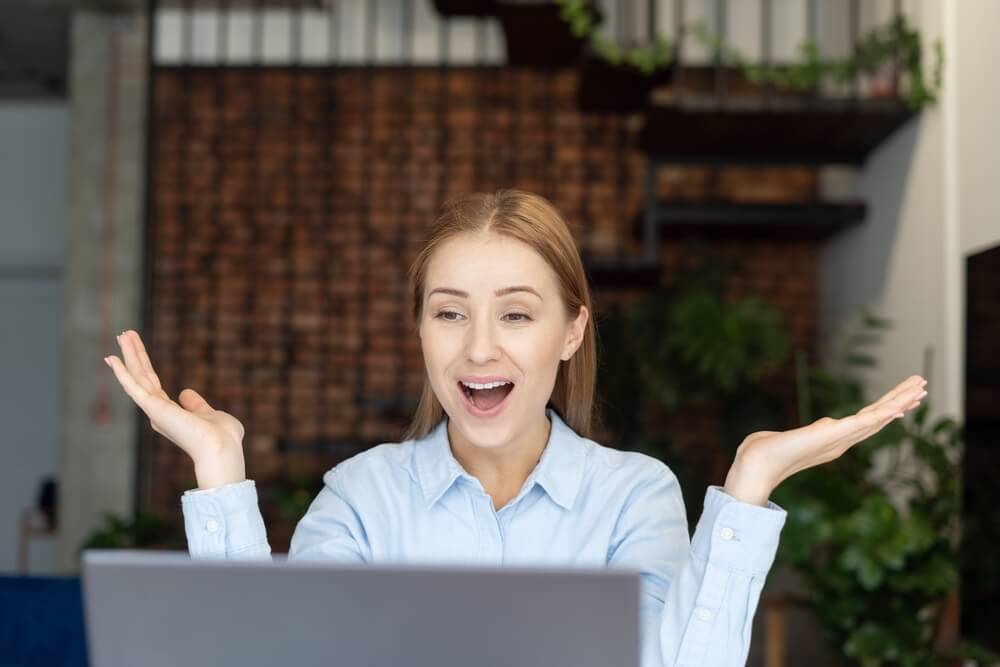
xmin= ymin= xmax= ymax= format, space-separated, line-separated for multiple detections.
xmin=465 ymin=317 xmax=500 ymax=363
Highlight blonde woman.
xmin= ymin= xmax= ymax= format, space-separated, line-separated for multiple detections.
xmin=106 ymin=190 xmax=927 ymax=666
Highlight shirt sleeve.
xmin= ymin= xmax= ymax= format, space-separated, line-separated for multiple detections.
xmin=607 ymin=470 xmax=787 ymax=667
xmin=180 ymin=479 xmax=272 ymax=560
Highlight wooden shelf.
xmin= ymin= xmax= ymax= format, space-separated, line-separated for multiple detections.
xmin=583 ymin=255 xmax=663 ymax=289
xmin=639 ymin=96 xmax=915 ymax=165
xmin=642 ymin=200 xmax=866 ymax=241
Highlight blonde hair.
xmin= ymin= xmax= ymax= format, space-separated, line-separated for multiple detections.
xmin=402 ymin=189 xmax=599 ymax=441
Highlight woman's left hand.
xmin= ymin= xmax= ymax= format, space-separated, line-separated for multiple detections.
xmin=723 ymin=374 xmax=928 ymax=506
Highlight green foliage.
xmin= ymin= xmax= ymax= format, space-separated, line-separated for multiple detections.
xmin=78 ymin=511 xmax=185 ymax=556
xmin=556 ymin=1 xmax=942 ymax=108
xmin=596 ymin=245 xmax=790 ymax=526
xmin=627 ymin=249 xmax=789 ymax=412
xmin=556 ymin=0 xmax=675 ymax=75
xmin=690 ymin=14 xmax=944 ymax=109
xmin=263 ymin=471 xmax=323 ymax=521
xmin=773 ymin=313 xmax=998 ymax=666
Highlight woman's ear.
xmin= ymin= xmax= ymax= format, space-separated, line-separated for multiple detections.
xmin=561 ymin=305 xmax=589 ymax=361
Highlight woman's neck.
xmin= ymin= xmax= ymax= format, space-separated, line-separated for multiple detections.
xmin=447 ymin=412 xmax=552 ymax=510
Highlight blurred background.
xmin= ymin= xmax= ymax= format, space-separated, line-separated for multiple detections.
xmin=1 ymin=0 xmax=998 ymax=665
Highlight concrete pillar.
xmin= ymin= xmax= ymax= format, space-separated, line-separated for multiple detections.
xmin=57 ymin=8 xmax=147 ymax=573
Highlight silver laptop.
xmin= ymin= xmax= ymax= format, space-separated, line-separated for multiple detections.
xmin=82 ymin=549 xmax=640 ymax=667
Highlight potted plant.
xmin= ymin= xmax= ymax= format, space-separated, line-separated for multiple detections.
xmin=495 ymin=0 xmax=601 ymax=67
xmin=77 ymin=510 xmax=185 ymax=557
xmin=577 ymin=40 xmax=677 ymax=112
xmin=556 ymin=0 xmax=678 ymax=111
xmin=689 ymin=14 xmax=943 ymax=110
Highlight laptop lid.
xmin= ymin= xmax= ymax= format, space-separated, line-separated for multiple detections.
xmin=82 ymin=549 xmax=640 ymax=667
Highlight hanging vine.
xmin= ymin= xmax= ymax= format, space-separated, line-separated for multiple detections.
xmin=555 ymin=1 xmax=943 ymax=109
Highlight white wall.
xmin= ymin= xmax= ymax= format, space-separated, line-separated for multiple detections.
xmin=820 ymin=0 xmax=1000 ymax=422
xmin=0 ymin=101 xmax=67 ymax=574
xmin=954 ymin=2 xmax=1000 ymax=258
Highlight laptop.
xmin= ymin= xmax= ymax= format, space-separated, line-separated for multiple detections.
xmin=81 ymin=549 xmax=640 ymax=667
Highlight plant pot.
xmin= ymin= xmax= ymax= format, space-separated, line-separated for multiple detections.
xmin=432 ymin=0 xmax=497 ymax=17
xmin=577 ymin=49 xmax=676 ymax=112
xmin=496 ymin=1 xmax=601 ymax=67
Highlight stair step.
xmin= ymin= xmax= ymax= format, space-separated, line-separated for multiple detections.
xmin=644 ymin=200 xmax=866 ymax=240
xmin=639 ymin=97 xmax=914 ymax=165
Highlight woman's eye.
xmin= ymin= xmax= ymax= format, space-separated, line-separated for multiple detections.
xmin=434 ymin=311 xmax=530 ymax=323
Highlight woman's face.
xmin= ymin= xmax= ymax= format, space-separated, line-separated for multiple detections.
xmin=419 ymin=232 xmax=588 ymax=450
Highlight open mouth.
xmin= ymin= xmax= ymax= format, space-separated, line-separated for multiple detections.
xmin=457 ymin=380 xmax=515 ymax=415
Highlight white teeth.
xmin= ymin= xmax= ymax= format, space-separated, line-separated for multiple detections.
xmin=460 ymin=380 xmax=512 ymax=390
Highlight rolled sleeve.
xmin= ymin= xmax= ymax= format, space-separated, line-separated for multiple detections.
xmin=180 ymin=479 xmax=271 ymax=560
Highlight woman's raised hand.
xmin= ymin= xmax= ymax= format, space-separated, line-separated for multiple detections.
xmin=723 ymin=374 xmax=929 ymax=506
xmin=105 ymin=329 xmax=247 ymax=490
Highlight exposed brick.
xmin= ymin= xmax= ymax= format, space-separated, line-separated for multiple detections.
xmin=146 ymin=67 xmax=821 ymax=523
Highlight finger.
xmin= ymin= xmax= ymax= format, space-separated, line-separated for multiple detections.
xmin=126 ymin=329 xmax=162 ymax=390
xmin=105 ymin=355 xmax=156 ymax=412
xmin=859 ymin=377 xmax=926 ymax=415
xmin=117 ymin=332 xmax=148 ymax=386
xmin=178 ymin=387 xmax=214 ymax=415
xmin=107 ymin=355 xmax=204 ymax=440
xmin=873 ymin=375 xmax=926 ymax=408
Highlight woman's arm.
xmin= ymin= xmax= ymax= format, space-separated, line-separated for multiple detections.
xmin=607 ymin=468 xmax=785 ymax=667
xmin=180 ymin=466 xmax=371 ymax=562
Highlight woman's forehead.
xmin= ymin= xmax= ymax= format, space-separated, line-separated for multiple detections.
xmin=426 ymin=234 xmax=557 ymax=296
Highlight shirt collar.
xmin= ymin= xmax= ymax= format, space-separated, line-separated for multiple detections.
xmin=413 ymin=407 xmax=588 ymax=511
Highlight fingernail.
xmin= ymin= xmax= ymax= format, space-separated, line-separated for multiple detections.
xmin=104 ymin=357 xmax=111 ymax=366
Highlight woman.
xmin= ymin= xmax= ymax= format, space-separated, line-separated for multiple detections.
xmin=105 ymin=190 xmax=927 ymax=666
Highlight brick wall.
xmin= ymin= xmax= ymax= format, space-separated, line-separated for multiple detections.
xmin=148 ymin=66 xmax=819 ymax=546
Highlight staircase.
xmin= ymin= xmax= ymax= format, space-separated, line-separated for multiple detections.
xmin=432 ymin=0 xmax=921 ymax=289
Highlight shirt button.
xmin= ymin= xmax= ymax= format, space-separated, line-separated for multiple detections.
xmin=695 ymin=607 xmax=713 ymax=622
xmin=720 ymin=526 xmax=734 ymax=541
xmin=205 ymin=519 xmax=219 ymax=533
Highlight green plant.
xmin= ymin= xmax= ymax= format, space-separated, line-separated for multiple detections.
xmin=596 ymin=245 xmax=791 ymax=526
xmin=772 ymin=312 xmax=998 ymax=666
xmin=263 ymin=471 xmax=323 ymax=521
xmin=627 ymin=248 xmax=789 ymax=424
xmin=690 ymin=14 xmax=944 ymax=109
xmin=78 ymin=510 xmax=185 ymax=556
xmin=556 ymin=0 xmax=675 ymax=74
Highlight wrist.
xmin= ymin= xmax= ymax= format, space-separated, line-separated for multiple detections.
xmin=193 ymin=449 xmax=246 ymax=491
xmin=723 ymin=448 xmax=773 ymax=507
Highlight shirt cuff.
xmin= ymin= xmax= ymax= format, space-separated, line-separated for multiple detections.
xmin=181 ymin=479 xmax=261 ymax=557
xmin=689 ymin=484 xmax=787 ymax=578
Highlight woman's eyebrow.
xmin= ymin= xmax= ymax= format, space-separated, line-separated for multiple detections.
xmin=428 ymin=286 xmax=543 ymax=301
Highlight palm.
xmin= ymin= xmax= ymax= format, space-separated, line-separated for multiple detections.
xmin=741 ymin=374 xmax=928 ymax=488
xmin=105 ymin=330 xmax=245 ymax=463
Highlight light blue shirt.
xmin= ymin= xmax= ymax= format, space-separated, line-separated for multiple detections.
xmin=181 ymin=407 xmax=787 ymax=666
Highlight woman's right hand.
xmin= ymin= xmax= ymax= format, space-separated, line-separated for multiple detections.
xmin=105 ymin=329 xmax=247 ymax=491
